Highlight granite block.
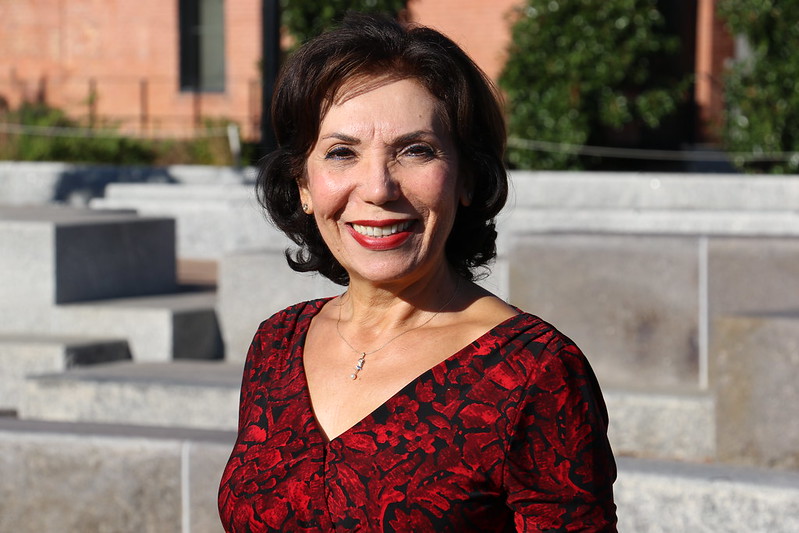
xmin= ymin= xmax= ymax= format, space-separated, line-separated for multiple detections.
xmin=93 ymin=182 xmax=287 ymax=259
xmin=20 ymin=361 xmax=241 ymax=430
xmin=507 ymin=233 xmax=701 ymax=388
xmin=615 ymin=457 xmax=799 ymax=533
xmin=190 ymin=441 xmax=235 ymax=533
xmin=0 ymin=418 xmax=235 ymax=533
xmin=711 ymin=312 xmax=799 ymax=469
xmin=0 ymin=336 xmax=130 ymax=411
xmin=605 ymin=388 xmax=715 ymax=462
xmin=0 ymin=206 xmax=176 ymax=307
xmin=509 ymin=171 xmax=799 ymax=211
xmin=218 ymin=249 xmax=340 ymax=362
xmin=0 ymin=432 xmax=182 ymax=532
xmin=709 ymin=237 xmax=799 ymax=315
xmin=54 ymin=219 xmax=176 ymax=303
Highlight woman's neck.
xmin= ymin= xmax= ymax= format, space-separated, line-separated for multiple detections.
xmin=339 ymin=266 xmax=462 ymax=334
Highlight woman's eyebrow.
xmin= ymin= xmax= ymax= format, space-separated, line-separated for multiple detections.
xmin=393 ymin=130 xmax=435 ymax=144
xmin=320 ymin=132 xmax=360 ymax=143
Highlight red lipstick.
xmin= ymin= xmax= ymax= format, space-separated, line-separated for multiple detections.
xmin=347 ymin=219 xmax=415 ymax=251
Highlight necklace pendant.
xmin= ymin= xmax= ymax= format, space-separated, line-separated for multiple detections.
xmin=350 ymin=353 xmax=366 ymax=380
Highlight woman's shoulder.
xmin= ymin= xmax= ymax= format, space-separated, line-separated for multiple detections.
xmin=249 ymin=297 xmax=332 ymax=347
xmin=482 ymin=309 xmax=592 ymax=377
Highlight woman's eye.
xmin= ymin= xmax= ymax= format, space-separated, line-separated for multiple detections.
xmin=325 ymin=146 xmax=355 ymax=160
xmin=402 ymin=144 xmax=435 ymax=159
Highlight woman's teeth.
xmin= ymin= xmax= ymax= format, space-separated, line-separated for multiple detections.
xmin=352 ymin=221 xmax=412 ymax=237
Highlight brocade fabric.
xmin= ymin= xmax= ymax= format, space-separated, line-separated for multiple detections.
xmin=219 ymin=299 xmax=617 ymax=532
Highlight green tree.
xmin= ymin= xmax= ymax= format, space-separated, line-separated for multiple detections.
xmin=499 ymin=0 xmax=688 ymax=169
xmin=281 ymin=0 xmax=406 ymax=45
xmin=718 ymin=0 xmax=799 ymax=173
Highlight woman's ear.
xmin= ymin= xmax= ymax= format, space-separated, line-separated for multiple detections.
xmin=297 ymin=178 xmax=313 ymax=214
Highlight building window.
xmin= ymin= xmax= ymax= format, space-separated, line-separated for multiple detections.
xmin=179 ymin=0 xmax=225 ymax=92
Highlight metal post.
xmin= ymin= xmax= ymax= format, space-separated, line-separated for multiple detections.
xmin=261 ymin=0 xmax=280 ymax=156
xmin=89 ymin=78 xmax=97 ymax=128
xmin=140 ymin=78 xmax=149 ymax=135
xmin=193 ymin=90 xmax=201 ymax=132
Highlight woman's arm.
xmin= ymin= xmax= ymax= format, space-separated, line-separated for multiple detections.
xmin=503 ymin=331 xmax=617 ymax=532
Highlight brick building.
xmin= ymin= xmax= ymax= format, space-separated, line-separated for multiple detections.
xmin=0 ymin=0 xmax=733 ymax=142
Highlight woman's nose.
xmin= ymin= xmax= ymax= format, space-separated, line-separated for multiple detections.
xmin=358 ymin=158 xmax=400 ymax=205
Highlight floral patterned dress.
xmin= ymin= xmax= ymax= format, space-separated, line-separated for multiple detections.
xmin=218 ymin=299 xmax=617 ymax=532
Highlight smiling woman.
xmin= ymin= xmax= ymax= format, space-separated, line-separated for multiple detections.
xmin=301 ymin=77 xmax=461 ymax=285
xmin=218 ymin=13 xmax=617 ymax=533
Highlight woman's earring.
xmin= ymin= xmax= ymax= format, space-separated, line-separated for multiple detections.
xmin=302 ymin=203 xmax=309 ymax=213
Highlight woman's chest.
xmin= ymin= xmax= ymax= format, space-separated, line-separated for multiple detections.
xmin=235 ymin=387 xmax=516 ymax=532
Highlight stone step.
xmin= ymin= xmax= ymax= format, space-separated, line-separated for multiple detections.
xmin=0 ymin=205 xmax=176 ymax=309
xmin=499 ymin=208 xmax=799 ymax=236
xmin=217 ymin=250 xmax=341 ymax=363
xmin=0 ymin=417 xmax=234 ymax=533
xmin=92 ymin=183 xmax=286 ymax=260
xmin=509 ymin=171 xmax=799 ymax=211
xmin=0 ymin=335 xmax=131 ymax=412
xmin=56 ymin=290 xmax=222 ymax=362
xmin=0 ymin=161 xmax=252 ymax=206
xmin=97 ymin=172 xmax=799 ymax=212
xmin=19 ymin=361 xmax=240 ymax=430
xmin=90 ymin=172 xmax=799 ymax=261
xmin=2 ymin=290 xmax=220 ymax=362
xmin=604 ymin=387 xmax=715 ymax=462
xmin=505 ymin=233 xmax=799 ymax=390
xmin=615 ymin=456 xmax=799 ymax=533
xmin=19 ymin=359 xmax=713 ymax=462
xmin=0 ymin=417 xmax=796 ymax=533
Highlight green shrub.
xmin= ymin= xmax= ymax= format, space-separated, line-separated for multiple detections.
xmin=0 ymin=102 xmax=246 ymax=166
xmin=0 ymin=102 xmax=158 ymax=164
xmin=718 ymin=0 xmax=799 ymax=173
xmin=499 ymin=0 xmax=689 ymax=169
xmin=281 ymin=0 xmax=406 ymax=45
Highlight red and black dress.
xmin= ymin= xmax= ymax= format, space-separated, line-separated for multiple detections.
xmin=218 ymin=299 xmax=617 ymax=532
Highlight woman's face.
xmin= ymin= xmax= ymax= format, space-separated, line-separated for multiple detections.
xmin=300 ymin=77 xmax=467 ymax=286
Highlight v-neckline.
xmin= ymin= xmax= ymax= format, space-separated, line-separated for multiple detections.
xmin=295 ymin=299 xmax=525 ymax=443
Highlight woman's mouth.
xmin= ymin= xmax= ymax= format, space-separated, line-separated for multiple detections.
xmin=347 ymin=220 xmax=415 ymax=250
xmin=350 ymin=220 xmax=413 ymax=238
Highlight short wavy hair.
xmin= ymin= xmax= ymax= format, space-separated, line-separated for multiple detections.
xmin=257 ymin=13 xmax=507 ymax=285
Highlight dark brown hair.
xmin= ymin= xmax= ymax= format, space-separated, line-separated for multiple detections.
xmin=257 ymin=13 xmax=507 ymax=285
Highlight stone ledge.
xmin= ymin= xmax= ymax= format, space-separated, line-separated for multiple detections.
xmin=509 ymin=171 xmax=799 ymax=211
xmin=1 ymin=291 xmax=221 ymax=362
xmin=616 ymin=457 xmax=799 ymax=533
xmin=501 ymin=208 xmax=799 ymax=237
xmin=0 ymin=206 xmax=176 ymax=307
xmin=0 ymin=335 xmax=131 ymax=412
xmin=0 ymin=416 xmax=236 ymax=443
xmin=0 ymin=417 xmax=234 ymax=533
xmin=712 ymin=311 xmax=799 ymax=469
xmin=20 ymin=361 xmax=240 ymax=430
xmin=605 ymin=387 xmax=715 ymax=462
xmin=1 ymin=418 xmax=796 ymax=533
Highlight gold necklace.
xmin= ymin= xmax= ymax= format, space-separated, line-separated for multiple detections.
xmin=336 ymin=279 xmax=460 ymax=380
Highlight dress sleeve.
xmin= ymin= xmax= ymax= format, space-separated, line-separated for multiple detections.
xmin=235 ymin=324 xmax=265 ymax=434
xmin=503 ymin=329 xmax=617 ymax=532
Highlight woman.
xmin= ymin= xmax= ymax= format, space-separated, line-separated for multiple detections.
xmin=219 ymin=13 xmax=616 ymax=532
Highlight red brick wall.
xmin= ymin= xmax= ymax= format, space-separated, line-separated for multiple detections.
xmin=407 ymin=0 xmax=521 ymax=81
xmin=0 ymin=1 xmax=733 ymax=143
xmin=0 ymin=0 xmax=262 ymax=137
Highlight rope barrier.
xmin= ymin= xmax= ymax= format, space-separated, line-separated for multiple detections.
xmin=509 ymin=137 xmax=799 ymax=163
xmin=0 ymin=122 xmax=230 ymax=139
xmin=2 ymin=121 xmax=797 ymax=164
